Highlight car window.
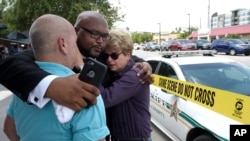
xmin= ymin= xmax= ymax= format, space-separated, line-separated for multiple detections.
xmin=224 ymin=68 xmax=242 ymax=80
xmin=157 ymin=62 xmax=177 ymax=79
xmin=212 ymin=39 xmax=218 ymax=44
xmin=228 ymin=39 xmax=244 ymax=44
xmin=171 ymin=40 xmax=177 ymax=44
xmin=181 ymin=63 xmax=250 ymax=96
xmin=217 ymin=39 xmax=225 ymax=44
xmin=178 ymin=40 xmax=187 ymax=44
xmin=199 ymin=40 xmax=209 ymax=43
xmin=147 ymin=60 xmax=159 ymax=73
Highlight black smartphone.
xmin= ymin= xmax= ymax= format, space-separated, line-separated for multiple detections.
xmin=78 ymin=57 xmax=107 ymax=87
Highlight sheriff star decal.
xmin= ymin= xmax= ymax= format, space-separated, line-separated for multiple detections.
xmin=170 ymin=100 xmax=180 ymax=121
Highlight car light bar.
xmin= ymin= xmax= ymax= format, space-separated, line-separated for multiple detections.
xmin=160 ymin=50 xmax=215 ymax=58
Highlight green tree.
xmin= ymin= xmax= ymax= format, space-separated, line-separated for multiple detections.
xmin=0 ymin=0 xmax=124 ymax=31
xmin=225 ymin=34 xmax=240 ymax=39
xmin=178 ymin=31 xmax=189 ymax=39
xmin=176 ymin=26 xmax=198 ymax=39
xmin=131 ymin=32 xmax=153 ymax=44
xmin=0 ymin=0 xmax=7 ymax=20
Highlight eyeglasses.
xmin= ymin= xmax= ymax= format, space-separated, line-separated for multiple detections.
xmin=103 ymin=52 xmax=123 ymax=60
xmin=79 ymin=26 xmax=111 ymax=41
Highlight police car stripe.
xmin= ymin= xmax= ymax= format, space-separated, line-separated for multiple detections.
xmin=150 ymin=98 xmax=227 ymax=140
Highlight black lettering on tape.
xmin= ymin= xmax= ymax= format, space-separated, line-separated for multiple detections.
xmin=194 ymin=87 xmax=216 ymax=107
xmin=159 ymin=78 xmax=167 ymax=88
xmin=177 ymin=82 xmax=184 ymax=95
xmin=184 ymin=84 xmax=194 ymax=98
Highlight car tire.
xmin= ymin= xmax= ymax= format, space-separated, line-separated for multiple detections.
xmin=212 ymin=48 xmax=218 ymax=54
xmin=229 ymin=49 xmax=236 ymax=56
xmin=244 ymin=53 xmax=250 ymax=56
xmin=193 ymin=134 xmax=217 ymax=141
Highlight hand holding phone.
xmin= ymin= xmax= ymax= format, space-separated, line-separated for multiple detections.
xmin=78 ymin=57 xmax=107 ymax=87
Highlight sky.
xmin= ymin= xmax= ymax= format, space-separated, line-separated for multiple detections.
xmin=109 ymin=0 xmax=250 ymax=33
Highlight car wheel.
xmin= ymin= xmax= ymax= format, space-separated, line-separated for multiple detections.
xmin=193 ymin=134 xmax=217 ymax=141
xmin=229 ymin=49 xmax=236 ymax=56
xmin=244 ymin=53 xmax=250 ymax=56
xmin=212 ymin=48 xmax=218 ymax=54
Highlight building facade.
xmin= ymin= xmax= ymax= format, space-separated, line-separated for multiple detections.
xmin=189 ymin=8 xmax=250 ymax=41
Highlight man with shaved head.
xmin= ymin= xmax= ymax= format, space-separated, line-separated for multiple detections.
xmin=3 ymin=14 xmax=109 ymax=141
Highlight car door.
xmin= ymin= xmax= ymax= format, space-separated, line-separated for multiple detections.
xmin=168 ymin=40 xmax=178 ymax=51
xmin=217 ymin=39 xmax=229 ymax=52
xmin=148 ymin=60 xmax=188 ymax=140
xmin=222 ymin=39 xmax=231 ymax=52
xmin=144 ymin=43 xmax=150 ymax=51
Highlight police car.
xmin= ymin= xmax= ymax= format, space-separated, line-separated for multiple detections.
xmin=146 ymin=50 xmax=250 ymax=141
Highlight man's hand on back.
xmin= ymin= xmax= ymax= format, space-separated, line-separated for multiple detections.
xmin=133 ymin=62 xmax=154 ymax=84
xmin=45 ymin=74 xmax=100 ymax=112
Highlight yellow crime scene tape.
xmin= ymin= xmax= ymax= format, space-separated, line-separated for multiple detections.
xmin=152 ymin=74 xmax=250 ymax=124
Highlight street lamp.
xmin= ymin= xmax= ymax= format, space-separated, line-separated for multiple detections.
xmin=187 ymin=13 xmax=190 ymax=34
xmin=157 ymin=23 xmax=161 ymax=51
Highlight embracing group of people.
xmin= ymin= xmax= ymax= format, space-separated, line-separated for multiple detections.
xmin=0 ymin=11 xmax=153 ymax=141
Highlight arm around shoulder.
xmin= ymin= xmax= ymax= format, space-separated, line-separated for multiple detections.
xmin=0 ymin=50 xmax=51 ymax=101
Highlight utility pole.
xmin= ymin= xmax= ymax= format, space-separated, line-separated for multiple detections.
xmin=188 ymin=13 xmax=190 ymax=34
xmin=157 ymin=23 xmax=161 ymax=51
xmin=208 ymin=0 xmax=210 ymax=28
xmin=200 ymin=17 xmax=202 ymax=29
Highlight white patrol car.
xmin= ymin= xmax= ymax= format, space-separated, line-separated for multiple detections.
xmin=146 ymin=50 xmax=250 ymax=141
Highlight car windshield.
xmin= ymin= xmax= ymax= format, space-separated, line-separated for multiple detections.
xmin=181 ymin=62 xmax=250 ymax=96
xmin=198 ymin=40 xmax=209 ymax=43
xmin=228 ymin=39 xmax=245 ymax=44
xmin=178 ymin=40 xmax=188 ymax=44
xmin=151 ymin=42 xmax=158 ymax=45
xmin=161 ymin=41 xmax=169 ymax=45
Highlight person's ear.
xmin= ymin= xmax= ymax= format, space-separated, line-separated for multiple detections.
xmin=58 ymin=37 xmax=68 ymax=54
xmin=75 ymin=27 xmax=80 ymax=34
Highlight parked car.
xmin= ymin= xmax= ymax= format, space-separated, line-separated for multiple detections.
xmin=134 ymin=43 xmax=145 ymax=50
xmin=186 ymin=40 xmax=197 ymax=49
xmin=240 ymin=39 xmax=250 ymax=44
xmin=146 ymin=50 xmax=250 ymax=141
xmin=168 ymin=39 xmax=193 ymax=51
xmin=144 ymin=42 xmax=160 ymax=51
xmin=160 ymin=40 xmax=170 ymax=51
xmin=211 ymin=38 xmax=250 ymax=56
xmin=191 ymin=39 xmax=211 ymax=50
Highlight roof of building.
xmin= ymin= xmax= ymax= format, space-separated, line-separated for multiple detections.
xmin=188 ymin=31 xmax=198 ymax=38
xmin=188 ymin=24 xmax=250 ymax=37
xmin=210 ymin=24 xmax=250 ymax=36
